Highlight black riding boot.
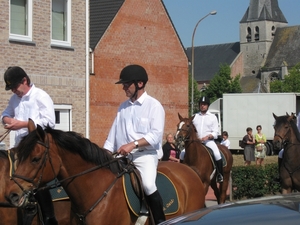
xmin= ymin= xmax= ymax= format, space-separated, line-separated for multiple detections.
xmin=146 ymin=190 xmax=166 ymax=225
xmin=35 ymin=189 xmax=58 ymax=225
xmin=216 ymin=159 xmax=224 ymax=183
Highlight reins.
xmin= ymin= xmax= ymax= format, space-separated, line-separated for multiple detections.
xmin=0 ymin=129 xmax=10 ymax=142
xmin=11 ymin=130 xmax=132 ymax=224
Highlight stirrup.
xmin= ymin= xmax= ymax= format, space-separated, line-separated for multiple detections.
xmin=216 ymin=174 xmax=223 ymax=183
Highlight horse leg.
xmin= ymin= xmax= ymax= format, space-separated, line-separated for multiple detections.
xmin=210 ymin=180 xmax=220 ymax=204
xmin=219 ymin=171 xmax=230 ymax=204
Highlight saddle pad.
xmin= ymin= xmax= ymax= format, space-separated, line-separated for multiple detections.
xmin=205 ymin=146 xmax=227 ymax=167
xmin=123 ymin=171 xmax=179 ymax=216
xmin=47 ymin=180 xmax=69 ymax=201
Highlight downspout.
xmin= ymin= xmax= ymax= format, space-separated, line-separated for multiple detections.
xmin=85 ymin=0 xmax=90 ymax=138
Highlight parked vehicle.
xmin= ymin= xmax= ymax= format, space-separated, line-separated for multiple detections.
xmin=159 ymin=192 xmax=300 ymax=225
xmin=209 ymin=93 xmax=300 ymax=154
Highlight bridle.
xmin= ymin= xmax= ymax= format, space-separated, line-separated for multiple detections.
xmin=11 ymin=130 xmax=130 ymax=225
xmin=176 ymin=121 xmax=193 ymax=143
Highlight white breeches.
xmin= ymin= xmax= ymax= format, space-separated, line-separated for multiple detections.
xmin=278 ymin=149 xmax=284 ymax=159
xmin=205 ymin=140 xmax=221 ymax=161
xmin=131 ymin=151 xmax=158 ymax=196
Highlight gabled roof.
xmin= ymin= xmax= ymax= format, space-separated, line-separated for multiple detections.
xmin=240 ymin=0 xmax=287 ymax=23
xmin=185 ymin=42 xmax=240 ymax=82
xmin=264 ymin=26 xmax=300 ymax=69
xmin=90 ymin=0 xmax=125 ymax=50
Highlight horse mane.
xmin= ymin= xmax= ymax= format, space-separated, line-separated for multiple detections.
xmin=17 ymin=126 xmax=114 ymax=165
xmin=276 ymin=115 xmax=300 ymax=143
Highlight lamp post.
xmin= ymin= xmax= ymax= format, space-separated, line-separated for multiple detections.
xmin=190 ymin=10 xmax=217 ymax=116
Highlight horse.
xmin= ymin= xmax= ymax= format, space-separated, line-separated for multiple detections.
xmin=0 ymin=149 xmax=71 ymax=225
xmin=4 ymin=119 xmax=205 ymax=225
xmin=176 ymin=113 xmax=233 ymax=204
xmin=273 ymin=113 xmax=300 ymax=194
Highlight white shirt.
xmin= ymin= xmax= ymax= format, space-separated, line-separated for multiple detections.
xmin=193 ymin=111 xmax=219 ymax=139
xmin=2 ymin=84 xmax=55 ymax=147
xmin=221 ymin=139 xmax=230 ymax=149
xmin=104 ymin=92 xmax=165 ymax=158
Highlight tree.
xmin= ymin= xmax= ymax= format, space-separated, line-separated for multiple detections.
xmin=270 ymin=63 xmax=300 ymax=93
xmin=201 ymin=64 xmax=242 ymax=102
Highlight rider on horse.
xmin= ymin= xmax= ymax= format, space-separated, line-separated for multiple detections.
xmin=193 ymin=96 xmax=223 ymax=183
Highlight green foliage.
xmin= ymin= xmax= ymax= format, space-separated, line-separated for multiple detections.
xmin=232 ymin=163 xmax=280 ymax=200
xmin=270 ymin=63 xmax=300 ymax=93
xmin=201 ymin=64 xmax=242 ymax=102
xmin=189 ymin=63 xmax=242 ymax=114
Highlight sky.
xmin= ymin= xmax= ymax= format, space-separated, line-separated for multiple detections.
xmin=163 ymin=0 xmax=300 ymax=48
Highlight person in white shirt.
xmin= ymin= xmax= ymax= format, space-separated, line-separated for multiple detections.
xmin=193 ymin=96 xmax=223 ymax=183
xmin=104 ymin=64 xmax=165 ymax=224
xmin=220 ymin=131 xmax=230 ymax=149
xmin=1 ymin=66 xmax=57 ymax=225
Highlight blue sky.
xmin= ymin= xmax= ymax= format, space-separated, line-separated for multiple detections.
xmin=163 ymin=0 xmax=300 ymax=48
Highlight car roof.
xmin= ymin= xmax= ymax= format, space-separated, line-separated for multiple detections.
xmin=160 ymin=193 xmax=300 ymax=225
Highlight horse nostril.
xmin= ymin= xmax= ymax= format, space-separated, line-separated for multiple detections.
xmin=7 ymin=193 xmax=20 ymax=206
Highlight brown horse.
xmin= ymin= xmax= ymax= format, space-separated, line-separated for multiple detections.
xmin=176 ymin=113 xmax=233 ymax=204
xmin=5 ymin=119 xmax=205 ymax=225
xmin=273 ymin=113 xmax=300 ymax=194
xmin=0 ymin=149 xmax=71 ymax=225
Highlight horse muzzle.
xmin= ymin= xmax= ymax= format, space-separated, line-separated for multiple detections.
xmin=7 ymin=191 xmax=35 ymax=208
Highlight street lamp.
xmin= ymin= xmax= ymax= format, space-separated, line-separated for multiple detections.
xmin=190 ymin=10 xmax=217 ymax=116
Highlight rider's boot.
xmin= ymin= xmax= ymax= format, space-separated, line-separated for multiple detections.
xmin=146 ymin=190 xmax=166 ymax=224
xmin=216 ymin=159 xmax=224 ymax=183
xmin=35 ymin=189 xmax=58 ymax=225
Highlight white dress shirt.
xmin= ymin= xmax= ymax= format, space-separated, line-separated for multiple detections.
xmin=2 ymin=84 xmax=55 ymax=146
xmin=104 ymin=92 xmax=165 ymax=158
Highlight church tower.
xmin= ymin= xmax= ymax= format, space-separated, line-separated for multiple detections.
xmin=240 ymin=0 xmax=287 ymax=77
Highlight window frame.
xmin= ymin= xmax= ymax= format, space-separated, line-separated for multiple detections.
xmin=51 ymin=0 xmax=72 ymax=47
xmin=9 ymin=0 xmax=33 ymax=42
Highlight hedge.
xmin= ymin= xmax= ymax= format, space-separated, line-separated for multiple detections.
xmin=231 ymin=163 xmax=281 ymax=200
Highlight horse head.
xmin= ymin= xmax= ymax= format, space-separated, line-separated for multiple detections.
xmin=175 ymin=113 xmax=196 ymax=144
xmin=273 ymin=113 xmax=297 ymax=150
xmin=6 ymin=119 xmax=60 ymax=208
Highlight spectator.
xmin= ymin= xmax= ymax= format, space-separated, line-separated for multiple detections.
xmin=162 ymin=133 xmax=180 ymax=162
xmin=255 ymin=125 xmax=267 ymax=166
xmin=220 ymin=131 xmax=230 ymax=149
xmin=242 ymin=127 xmax=255 ymax=166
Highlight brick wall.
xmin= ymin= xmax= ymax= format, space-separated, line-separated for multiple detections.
xmin=90 ymin=0 xmax=189 ymax=146
xmin=0 ymin=0 xmax=87 ymax=147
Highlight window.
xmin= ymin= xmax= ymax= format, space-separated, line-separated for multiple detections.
xmin=51 ymin=0 xmax=71 ymax=47
xmin=9 ymin=0 xmax=33 ymax=42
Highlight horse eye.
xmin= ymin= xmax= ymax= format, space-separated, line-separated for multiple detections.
xmin=32 ymin=157 xmax=41 ymax=164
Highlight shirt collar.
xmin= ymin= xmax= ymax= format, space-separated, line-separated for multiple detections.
xmin=129 ymin=91 xmax=148 ymax=105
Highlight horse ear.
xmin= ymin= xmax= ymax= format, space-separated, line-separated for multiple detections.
xmin=178 ymin=113 xmax=183 ymax=121
xmin=28 ymin=119 xmax=36 ymax=132
xmin=36 ymin=125 xmax=46 ymax=141
xmin=273 ymin=113 xmax=278 ymax=120
xmin=286 ymin=112 xmax=290 ymax=116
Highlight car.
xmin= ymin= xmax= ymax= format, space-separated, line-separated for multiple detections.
xmin=159 ymin=192 xmax=300 ymax=225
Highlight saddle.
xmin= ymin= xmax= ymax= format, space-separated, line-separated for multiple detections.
xmin=114 ymin=158 xmax=179 ymax=222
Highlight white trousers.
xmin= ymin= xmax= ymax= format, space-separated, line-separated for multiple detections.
xmin=278 ymin=149 xmax=284 ymax=159
xmin=131 ymin=151 xmax=158 ymax=196
xmin=204 ymin=140 xmax=221 ymax=161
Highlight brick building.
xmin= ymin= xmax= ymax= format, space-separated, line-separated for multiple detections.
xmin=0 ymin=0 xmax=87 ymax=148
xmin=89 ymin=0 xmax=189 ymax=146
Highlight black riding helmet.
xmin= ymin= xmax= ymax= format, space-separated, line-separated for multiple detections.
xmin=4 ymin=66 xmax=28 ymax=91
xmin=199 ymin=96 xmax=210 ymax=106
xmin=116 ymin=64 xmax=148 ymax=85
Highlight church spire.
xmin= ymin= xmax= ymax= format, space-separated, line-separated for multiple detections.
xmin=240 ymin=0 xmax=287 ymax=23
